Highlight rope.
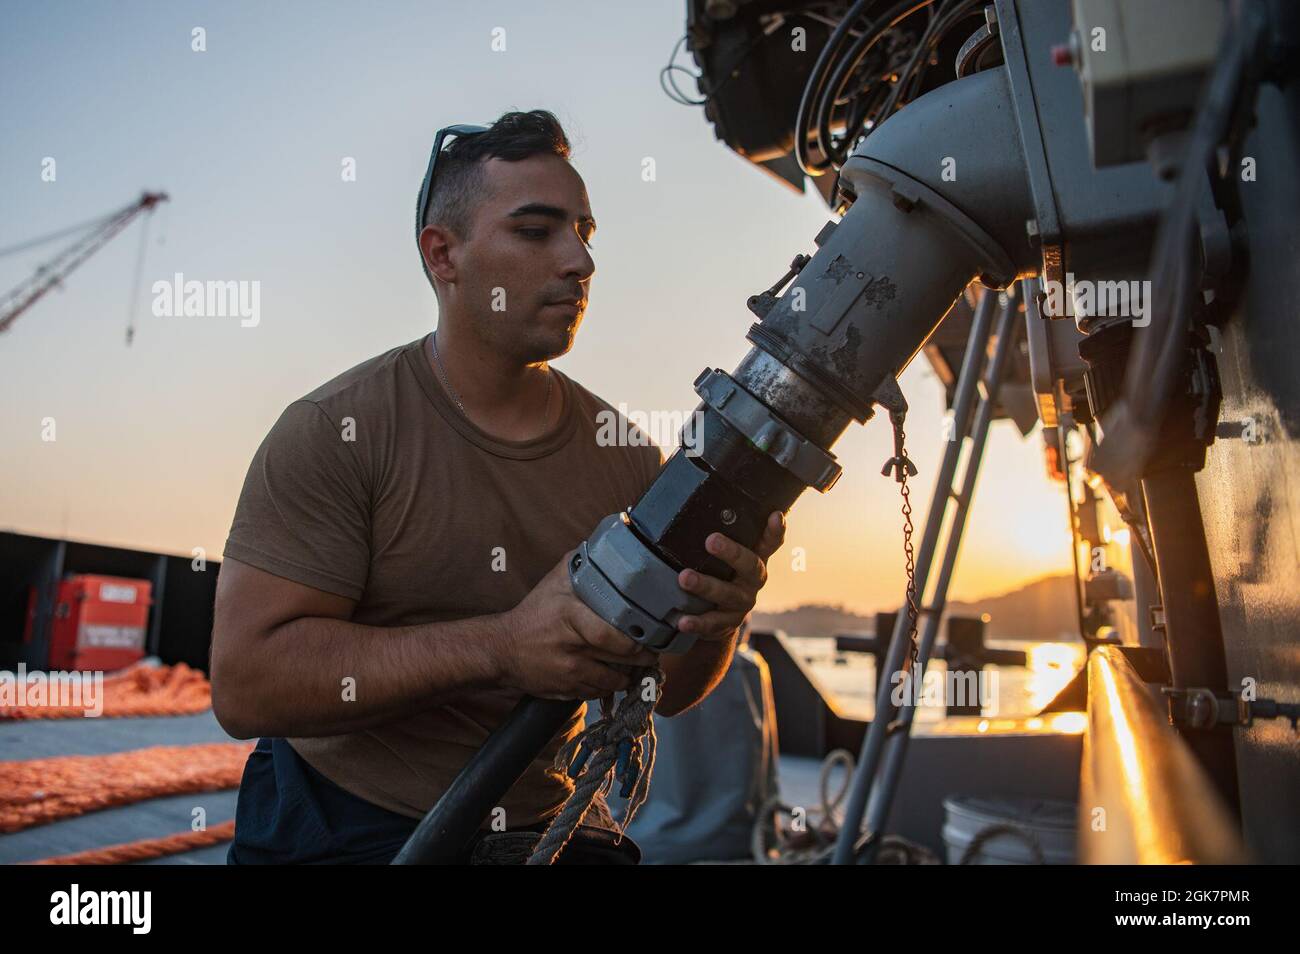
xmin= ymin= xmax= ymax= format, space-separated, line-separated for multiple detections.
xmin=751 ymin=748 xmax=854 ymax=864
xmin=0 ymin=662 xmax=213 ymax=721
xmin=0 ymin=741 xmax=252 ymax=833
xmin=751 ymin=748 xmax=940 ymax=864
xmin=26 ymin=819 xmax=237 ymax=865
xmin=959 ymin=822 xmax=1047 ymax=865
xmin=124 ymin=207 xmax=154 ymax=345
xmin=526 ymin=666 xmax=663 ymax=865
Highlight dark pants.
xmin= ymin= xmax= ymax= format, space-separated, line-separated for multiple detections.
xmin=228 ymin=737 xmax=639 ymax=864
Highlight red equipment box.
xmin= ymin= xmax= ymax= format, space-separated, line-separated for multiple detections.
xmin=25 ymin=574 xmax=152 ymax=672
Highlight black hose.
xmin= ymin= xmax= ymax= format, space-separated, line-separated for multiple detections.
xmin=390 ymin=695 xmax=583 ymax=864
xmin=795 ymin=0 xmax=877 ymax=175
xmin=818 ymin=0 xmax=933 ymax=169
xmin=798 ymin=0 xmax=983 ymax=175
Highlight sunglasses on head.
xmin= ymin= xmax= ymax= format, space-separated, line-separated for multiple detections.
xmin=416 ymin=123 xmax=489 ymax=275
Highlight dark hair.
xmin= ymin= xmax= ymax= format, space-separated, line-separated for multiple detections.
xmin=418 ymin=109 xmax=571 ymax=284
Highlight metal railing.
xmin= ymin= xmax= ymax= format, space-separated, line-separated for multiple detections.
xmin=1079 ymin=645 xmax=1246 ymax=863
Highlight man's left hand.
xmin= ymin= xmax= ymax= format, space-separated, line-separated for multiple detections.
xmin=675 ymin=511 xmax=786 ymax=641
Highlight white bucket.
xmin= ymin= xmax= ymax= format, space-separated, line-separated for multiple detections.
xmin=941 ymin=795 xmax=1076 ymax=864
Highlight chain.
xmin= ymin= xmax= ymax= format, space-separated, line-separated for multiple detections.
xmin=899 ymin=461 xmax=920 ymax=688
xmin=881 ymin=409 xmax=920 ymax=696
xmin=431 ymin=330 xmax=553 ymax=438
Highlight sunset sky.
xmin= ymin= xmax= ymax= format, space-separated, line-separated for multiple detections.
xmin=0 ymin=0 xmax=1074 ymax=615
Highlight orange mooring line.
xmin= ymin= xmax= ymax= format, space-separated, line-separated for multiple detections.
xmin=28 ymin=819 xmax=238 ymax=865
xmin=0 ymin=741 xmax=253 ymax=834
xmin=0 ymin=662 xmax=214 ymax=720
xmin=2 ymin=663 xmax=249 ymax=863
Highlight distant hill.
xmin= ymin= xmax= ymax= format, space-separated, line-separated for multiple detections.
xmin=752 ymin=574 xmax=1078 ymax=642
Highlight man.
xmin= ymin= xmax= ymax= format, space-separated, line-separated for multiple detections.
xmin=211 ymin=109 xmax=785 ymax=864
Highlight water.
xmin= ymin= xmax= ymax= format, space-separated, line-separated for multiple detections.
xmin=789 ymin=636 xmax=1086 ymax=724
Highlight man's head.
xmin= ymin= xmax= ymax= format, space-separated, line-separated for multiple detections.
xmin=417 ymin=110 xmax=595 ymax=365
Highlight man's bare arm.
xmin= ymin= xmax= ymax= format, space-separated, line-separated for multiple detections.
xmin=209 ymin=557 xmax=506 ymax=740
xmin=210 ymin=553 xmax=659 ymax=741
xmin=656 ymin=628 xmax=740 ymax=716
xmin=654 ymin=512 xmax=786 ymax=716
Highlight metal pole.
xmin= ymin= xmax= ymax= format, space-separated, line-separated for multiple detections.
xmin=1058 ymin=410 xmax=1091 ymax=642
xmin=831 ymin=288 xmax=999 ymax=865
xmin=859 ymin=291 xmax=1020 ymax=855
xmin=1140 ymin=467 xmax=1242 ymax=818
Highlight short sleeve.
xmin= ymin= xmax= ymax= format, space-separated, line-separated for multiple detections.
xmin=223 ymin=400 xmax=371 ymax=600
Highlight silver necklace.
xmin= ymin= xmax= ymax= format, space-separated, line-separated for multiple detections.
xmin=431 ymin=331 xmax=554 ymax=439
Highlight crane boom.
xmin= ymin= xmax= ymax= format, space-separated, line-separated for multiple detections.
xmin=0 ymin=191 xmax=168 ymax=334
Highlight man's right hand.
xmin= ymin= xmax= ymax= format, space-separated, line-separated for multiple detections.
xmin=490 ymin=550 xmax=658 ymax=701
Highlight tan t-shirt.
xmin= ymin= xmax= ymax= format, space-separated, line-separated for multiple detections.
xmin=223 ymin=332 xmax=663 ymax=826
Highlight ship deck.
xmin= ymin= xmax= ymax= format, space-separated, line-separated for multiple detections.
xmin=1 ymin=712 xmax=239 ymax=864
xmin=2 ymin=689 xmax=1084 ymax=865
xmin=0 ymin=712 xmax=846 ymax=865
